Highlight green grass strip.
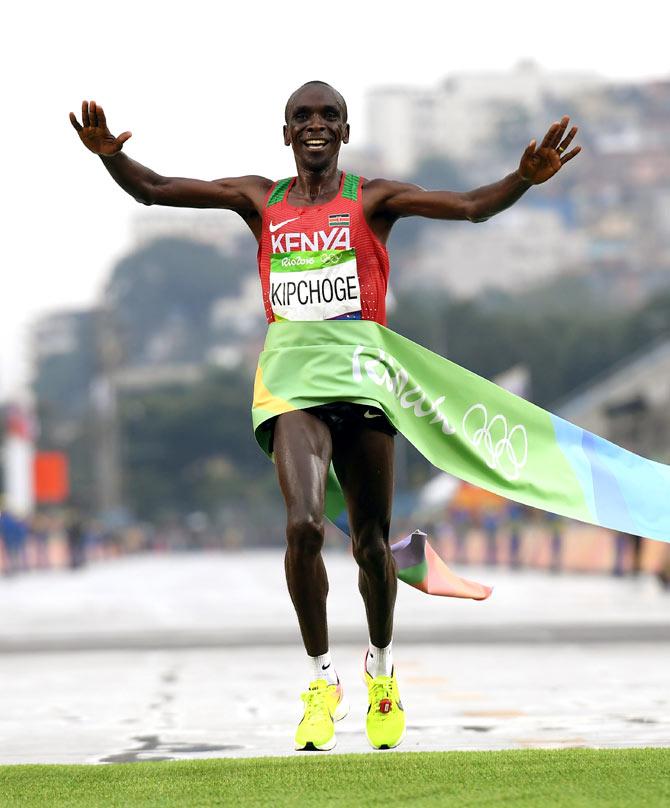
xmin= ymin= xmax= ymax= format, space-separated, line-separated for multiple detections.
xmin=1 ymin=748 xmax=668 ymax=808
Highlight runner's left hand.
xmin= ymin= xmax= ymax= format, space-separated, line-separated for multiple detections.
xmin=518 ymin=116 xmax=581 ymax=184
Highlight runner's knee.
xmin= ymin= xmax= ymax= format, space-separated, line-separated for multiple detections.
xmin=352 ymin=528 xmax=391 ymax=572
xmin=286 ymin=515 xmax=325 ymax=556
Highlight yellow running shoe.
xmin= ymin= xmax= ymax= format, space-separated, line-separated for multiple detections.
xmin=364 ymin=666 xmax=406 ymax=749
xmin=326 ymin=679 xmax=350 ymax=722
xmin=294 ymin=678 xmax=348 ymax=751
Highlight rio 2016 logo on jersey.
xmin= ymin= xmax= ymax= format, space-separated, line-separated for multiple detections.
xmin=271 ymin=228 xmax=351 ymax=254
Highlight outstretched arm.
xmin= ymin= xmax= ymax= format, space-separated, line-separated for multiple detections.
xmin=368 ymin=116 xmax=580 ymax=225
xmin=69 ymin=100 xmax=271 ymax=217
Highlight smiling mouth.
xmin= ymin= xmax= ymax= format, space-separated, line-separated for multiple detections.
xmin=304 ymin=139 xmax=329 ymax=150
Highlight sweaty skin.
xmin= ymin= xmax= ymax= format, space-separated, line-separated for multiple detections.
xmin=70 ymin=84 xmax=581 ymax=655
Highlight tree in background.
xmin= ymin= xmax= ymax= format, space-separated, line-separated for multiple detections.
xmin=119 ymin=368 xmax=282 ymax=541
xmin=105 ymin=237 xmax=250 ymax=367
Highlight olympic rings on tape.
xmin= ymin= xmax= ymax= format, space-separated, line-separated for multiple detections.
xmin=462 ymin=403 xmax=528 ymax=481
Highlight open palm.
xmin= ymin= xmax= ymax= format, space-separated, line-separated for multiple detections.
xmin=519 ymin=116 xmax=581 ymax=185
xmin=69 ymin=100 xmax=132 ymax=156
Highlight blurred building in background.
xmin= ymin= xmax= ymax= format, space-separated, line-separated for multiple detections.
xmin=131 ymin=209 xmax=247 ymax=253
xmin=367 ymin=65 xmax=670 ymax=304
xmin=411 ymin=207 xmax=589 ymax=296
xmin=367 ymin=61 xmax=601 ymax=172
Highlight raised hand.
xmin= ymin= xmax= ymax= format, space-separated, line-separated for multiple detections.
xmin=69 ymin=100 xmax=132 ymax=156
xmin=518 ymin=116 xmax=581 ymax=185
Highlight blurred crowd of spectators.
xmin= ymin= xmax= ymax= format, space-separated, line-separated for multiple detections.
xmin=406 ymin=505 xmax=670 ymax=589
xmin=3 ymin=503 xmax=670 ymax=588
xmin=0 ymin=507 xmax=246 ymax=577
xmin=0 ymin=508 xmax=105 ymax=575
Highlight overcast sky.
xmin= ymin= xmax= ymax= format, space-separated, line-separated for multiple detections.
xmin=2 ymin=0 xmax=669 ymax=397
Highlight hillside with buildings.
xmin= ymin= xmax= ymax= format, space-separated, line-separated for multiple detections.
xmin=365 ymin=63 xmax=670 ymax=304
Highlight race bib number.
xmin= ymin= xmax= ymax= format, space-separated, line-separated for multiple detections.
xmin=270 ymin=249 xmax=361 ymax=321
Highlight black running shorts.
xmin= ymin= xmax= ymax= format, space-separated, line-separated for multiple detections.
xmin=263 ymin=402 xmax=396 ymax=453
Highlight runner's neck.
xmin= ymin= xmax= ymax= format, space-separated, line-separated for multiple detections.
xmin=292 ymin=166 xmax=342 ymax=205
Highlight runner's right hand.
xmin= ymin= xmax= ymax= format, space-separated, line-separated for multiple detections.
xmin=69 ymin=100 xmax=132 ymax=156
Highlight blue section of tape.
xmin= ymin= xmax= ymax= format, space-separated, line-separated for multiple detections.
xmin=553 ymin=413 xmax=670 ymax=541
xmin=550 ymin=415 xmax=597 ymax=520
xmin=334 ymin=510 xmax=350 ymax=535
xmin=583 ymin=431 xmax=670 ymax=540
xmin=581 ymin=431 xmax=636 ymax=534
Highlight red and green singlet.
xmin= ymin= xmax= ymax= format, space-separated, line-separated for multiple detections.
xmin=258 ymin=172 xmax=391 ymax=325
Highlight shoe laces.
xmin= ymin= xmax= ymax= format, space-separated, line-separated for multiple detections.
xmin=370 ymin=676 xmax=395 ymax=716
xmin=301 ymin=685 xmax=330 ymax=723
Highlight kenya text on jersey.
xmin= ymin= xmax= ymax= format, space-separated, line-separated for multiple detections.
xmin=271 ymin=227 xmax=351 ymax=253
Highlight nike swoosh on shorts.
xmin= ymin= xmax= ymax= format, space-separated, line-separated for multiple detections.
xmin=364 ymin=410 xmax=383 ymax=419
xmin=269 ymin=217 xmax=300 ymax=233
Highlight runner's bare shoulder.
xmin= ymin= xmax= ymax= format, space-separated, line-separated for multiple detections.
xmin=361 ymin=178 xmax=419 ymax=219
xmin=212 ymin=175 xmax=274 ymax=212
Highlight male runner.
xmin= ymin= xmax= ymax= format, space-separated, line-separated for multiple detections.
xmin=70 ymin=83 xmax=579 ymax=751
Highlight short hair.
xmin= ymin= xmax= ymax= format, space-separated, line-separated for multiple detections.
xmin=284 ymin=81 xmax=348 ymax=123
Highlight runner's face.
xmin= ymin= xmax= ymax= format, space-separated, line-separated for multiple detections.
xmin=284 ymin=86 xmax=349 ymax=169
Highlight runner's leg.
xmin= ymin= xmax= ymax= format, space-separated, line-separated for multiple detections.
xmin=274 ymin=410 xmax=332 ymax=657
xmin=275 ymin=410 xmax=348 ymax=751
xmin=331 ymin=427 xmax=396 ymax=647
xmin=333 ymin=426 xmax=404 ymax=749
